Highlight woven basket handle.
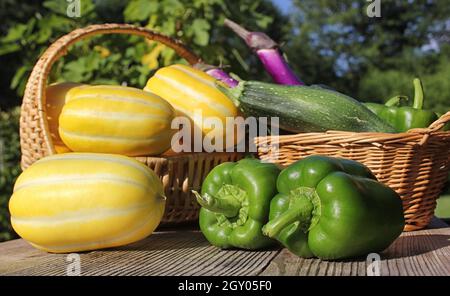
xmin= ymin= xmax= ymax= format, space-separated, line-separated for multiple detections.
xmin=21 ymin=23 xmax=201 ymax=166
xmin=428 ymin=111 xmax=450 ymax=132
xmin=410 ymin=111 xmax=450 ymax=145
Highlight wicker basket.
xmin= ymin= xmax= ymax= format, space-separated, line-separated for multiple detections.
xmin=19 ymin=23 xmax=244 ymax=225
xmin=255 ymin=114 xmax=450 ymax=231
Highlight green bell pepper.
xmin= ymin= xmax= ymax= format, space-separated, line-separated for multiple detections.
xmin=262 ymin=155 xmax=404 ymax=260
xmin=365 ymin=78 xmax=438 ymax=132
xmin=193 ymin=158 xmax=280 ymax=250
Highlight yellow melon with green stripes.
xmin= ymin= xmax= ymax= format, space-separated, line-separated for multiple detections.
xmin=9 ymin=153 xmax=166 ymax=253
xmin=46 ymin=82 xmax=84 ymax=153
xmin=59 ymin=85 xmax=175 ymax=156
xmin=144 ymin=64 xmax=240 ymax=149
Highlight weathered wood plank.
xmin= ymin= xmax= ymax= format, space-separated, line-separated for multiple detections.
xmin=0 ymin=239 xmax=57 ymax=274
xmin=0 ymin=218 xmax=448 ymax=276
xmin=260 ymin=225 xmax=450 ymax=276
xmin=0 ymin=231 xmax=279 ymax=276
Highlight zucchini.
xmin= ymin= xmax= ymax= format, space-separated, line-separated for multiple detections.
xmin=219 ymin=81 xmax=396 ymax=133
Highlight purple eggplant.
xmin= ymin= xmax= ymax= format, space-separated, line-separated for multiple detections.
xmin=194 ymin=63 xmax=239 ymax=88
xmin=224 ymin=18 xmax=303 ymax=86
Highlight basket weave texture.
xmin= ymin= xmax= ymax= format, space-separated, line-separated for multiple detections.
xmin=19 ymin=23 xmax=243 ymax=224
xmin=255 ymin=113 xmax=450 ymax=231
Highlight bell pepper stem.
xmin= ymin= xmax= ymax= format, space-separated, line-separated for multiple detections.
xmin=193 ymin=190 xmax=241 ymax=218
xmin=413 ymin=78 xmax=424 ymax=110
xmin=262 ymin=197 xmax=313 ymax=238
xmin=385 ymin=95 xmax=408 ymax=107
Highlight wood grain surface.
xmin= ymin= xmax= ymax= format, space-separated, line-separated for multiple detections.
xmin=0 ymin=218 xmax=448 ymax=276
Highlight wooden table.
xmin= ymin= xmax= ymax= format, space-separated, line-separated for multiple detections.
xmin=1 ymin=218 xmax=449 ymax=276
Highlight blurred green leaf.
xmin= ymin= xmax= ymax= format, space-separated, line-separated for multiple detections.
xmin=254 ymin=14 xmax=273 ymax=29
xmin=0 ymin=43 xmax=21 ymax=56
xmin=2 ymin=24 xmax=28 ymax=43
xmin=43 ymin=0 xmax=68 ymax=15
xmin=161 ymin=20 xmax=176 ymax=35
xmin=62 ymin=59 xmax=87 ymax=81
xmin=34 ymin=22 xmax=53 ymax=44
xmin=90 ymin=78 xmax=120 ymax=85
xmin=190 ymin=18 xmax=211 ymax=46
xmin=124 ymin=0 xmax=158 ymax=21
xmin=10 ymin=66 xmax=28 ymax=89
xmin=162 ymin=0 xmax=184 ymax=15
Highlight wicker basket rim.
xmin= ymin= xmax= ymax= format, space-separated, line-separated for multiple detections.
xmin=254 ymin=112 xmax=450 ymax=146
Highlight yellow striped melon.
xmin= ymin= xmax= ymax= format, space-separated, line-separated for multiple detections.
xmin=59 ymin=85 xmax=175 ymax=156
xmin=9 ymin=153 xmax=166 ymax=253
xmin=144 ymin=64 xmax=240 ymax=149
xmin=46 ymin=82 xmax=84 ymax=153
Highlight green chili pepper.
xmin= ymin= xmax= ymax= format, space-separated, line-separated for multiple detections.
xmin=262 ymin=155 xmax=405 ymax=260
xmin=365 ymin=78 xmax=438 ymax=132
xmin=193 ymin=158 xmax=280 ymax=250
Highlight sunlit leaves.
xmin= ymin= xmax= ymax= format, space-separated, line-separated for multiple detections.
xmin=124 ymin=0 xmax=158 ymax=22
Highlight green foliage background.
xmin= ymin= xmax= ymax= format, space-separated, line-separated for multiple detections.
xmin=0 ymin=108 xmax=20 ymax=241
xmin=285 ymin=0 xmax=450 ymax=113
xmin=0 ymin=0 xmax=449 ymax=240
xmin=0 ymin=0 xmax=287 ymax=109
